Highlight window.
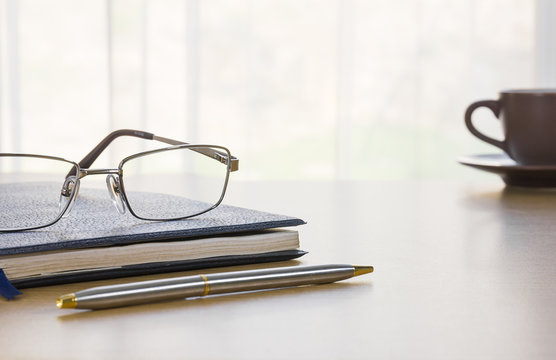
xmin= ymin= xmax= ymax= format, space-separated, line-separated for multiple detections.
xmin=0 ymin=0 xmax=544 ymax=180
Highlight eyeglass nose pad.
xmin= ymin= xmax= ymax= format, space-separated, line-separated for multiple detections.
xmin=106 ymin=174 xmax=126 ymax=214
xmin=59 ymin=176 xmax=80 ymax=218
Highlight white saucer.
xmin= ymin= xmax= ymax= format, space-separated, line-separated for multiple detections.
xmin=458 ymin=153 xmax=556 ymax=187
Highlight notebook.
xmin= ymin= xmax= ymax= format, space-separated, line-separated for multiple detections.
xmin=0 ymin=187 xmax=306 ymax=299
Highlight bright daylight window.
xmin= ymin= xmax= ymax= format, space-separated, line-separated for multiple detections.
xmin=0 ymin=1 xmax=541 ymax=180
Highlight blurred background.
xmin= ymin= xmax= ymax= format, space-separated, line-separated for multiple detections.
xmin=0 ymin=0 xmax=553 ymax=181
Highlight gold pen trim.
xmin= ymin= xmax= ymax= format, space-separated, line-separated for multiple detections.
xmin=200 ymin=275 xmax=210 ymax=296
xmin=56 ymin=293 xmax=77 ymax=309
xmin=353 ymin=266 xmax=374 ymax=277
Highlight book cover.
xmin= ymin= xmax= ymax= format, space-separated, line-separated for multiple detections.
xmin=0 ymin=187 xmax=306 ymax=298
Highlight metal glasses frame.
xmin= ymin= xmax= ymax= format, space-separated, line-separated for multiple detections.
xmin=0 ymin=129 xmax=239 ymax=232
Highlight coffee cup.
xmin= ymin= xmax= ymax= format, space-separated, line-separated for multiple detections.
xmin=465 ymin=89 xmax=556 ymax=165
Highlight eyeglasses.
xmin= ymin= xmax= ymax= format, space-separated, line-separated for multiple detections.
xmin=0 ymin=129 xmax=239 ymax=232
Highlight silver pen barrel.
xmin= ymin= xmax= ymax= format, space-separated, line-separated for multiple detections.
xmin=205 ymin=264 xmax=355 ymax=295
xmin=73 ymin=275 xmax=208 ymax=309
xmin=57 ymin=264 xmax=372 ymax=310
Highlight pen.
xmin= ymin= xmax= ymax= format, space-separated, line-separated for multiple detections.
xmin=56 ymin=264 xmax=373 ymax=310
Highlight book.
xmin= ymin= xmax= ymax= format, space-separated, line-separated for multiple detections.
xmin=2 ymin=230 xmax=303 ymax=288
xmin=0 ymin=187 xmax=305 ymax=297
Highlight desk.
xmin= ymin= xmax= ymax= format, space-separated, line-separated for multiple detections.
xmin=1 ymin=180 xmax=556 ymax=359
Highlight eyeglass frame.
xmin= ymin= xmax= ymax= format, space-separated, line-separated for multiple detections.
xmin=0 ymin=129 xmax=239 ymax=232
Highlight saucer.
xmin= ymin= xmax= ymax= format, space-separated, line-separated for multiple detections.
xmin=458 ymin=153 xmax=556 ymax=187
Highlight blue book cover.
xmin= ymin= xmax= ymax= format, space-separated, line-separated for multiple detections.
xmin=0 ymin=187 xmax=305 ymax=297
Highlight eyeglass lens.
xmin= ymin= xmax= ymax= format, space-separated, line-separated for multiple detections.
xmin=0 ymin=156 xmax=78 ymax=231
xmin=121 ymin=146 xmax=230 ymax=220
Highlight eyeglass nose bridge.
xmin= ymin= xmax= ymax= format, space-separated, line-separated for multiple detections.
xmin=77 ymin=168 xmax=127 ymax=215
xmin=78 ymin=168 xmax=121 ymax=178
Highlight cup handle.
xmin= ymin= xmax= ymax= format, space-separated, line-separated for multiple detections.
xmin=464 ymin=100 xmax=507 ymax=152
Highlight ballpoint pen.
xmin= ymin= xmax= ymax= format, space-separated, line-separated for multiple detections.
xmin=57 ymin=264 xmax=373 ymax=310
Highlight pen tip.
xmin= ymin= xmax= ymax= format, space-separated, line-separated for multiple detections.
xmin=56 ymin=294 xmax=77 ymax=309
xmin=353 ymin=266 xmax=374 ymax=277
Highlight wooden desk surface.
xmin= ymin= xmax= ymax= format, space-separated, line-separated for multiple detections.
xmin=2 ymin=180 xmax=556 ymax=359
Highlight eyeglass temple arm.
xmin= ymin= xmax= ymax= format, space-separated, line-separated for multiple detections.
xmin=76 ymin=129 xmax=239 ymax=171
xmin=152 ymin=134 xmax=239 ymax=171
